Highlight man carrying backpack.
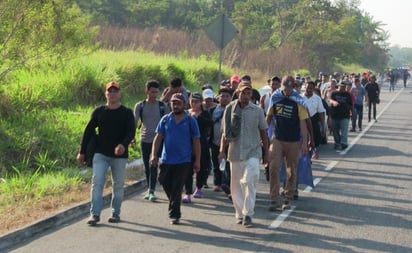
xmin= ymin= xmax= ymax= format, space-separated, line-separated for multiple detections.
xmin=134 ymin=80 xmax=169 ymax=202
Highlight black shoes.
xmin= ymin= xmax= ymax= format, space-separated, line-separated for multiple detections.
xmin=170 ymin=217 xmax=180 ymax=225
xmin=108 ymin=214 xmax=120 ymax=223
xmin=87 ymin=215 xmax=100 ymax=226
xmin=242 ymin=216 xmax=252 ymax=227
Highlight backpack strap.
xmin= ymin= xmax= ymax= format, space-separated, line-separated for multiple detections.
xmin=138 ymin=100 xmax=166 ymax=129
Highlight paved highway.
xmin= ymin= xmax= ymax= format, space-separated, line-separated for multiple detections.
xmin=4 ymin=84 xmax=412 ymax=253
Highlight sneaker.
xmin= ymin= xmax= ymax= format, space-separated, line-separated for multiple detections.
xmin=87 ymin=215 xmax=100 ymax=226
xmin=193 ymin=189 xmax=203 ymax=198
xmin=170 ymin=217 xmax=180 ymax=225
xmin=143 ymin=192 xmax=150 ymax=200
xmin=268 ymin=202 xmax=281 ymax=212
xmin=182 ymin=195 xmax=191 ymax=203
xmin=108 ymin=214 xmax=120 ymax=223
xmin=242 ymin=216 xmax=252 ymax=227
xmin=282 ymin=201 xmax=291 ymax=210
xmin=341 ymin=144 xmax=348 ymax=150
xmin=148 ymin=193 xmax=157 ymax=202
xmin=236 ymin=218 xmax=243 ymax=224
xmin=334 ymin=143 xmax=341 ymax=150
xmin=349 ymin=128 xmax=356 ymax=132
xmin=213 ymin=185 xmax=221 ymax=192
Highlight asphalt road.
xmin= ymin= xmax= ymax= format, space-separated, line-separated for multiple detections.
xmin=2 ymin=83 xmax=412 ymax=253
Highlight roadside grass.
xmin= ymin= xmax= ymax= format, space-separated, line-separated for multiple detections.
xmin=0 ymin=49 xmax=229 ymax=235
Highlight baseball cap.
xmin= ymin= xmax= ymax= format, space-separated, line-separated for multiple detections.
xmin=171 ymin=93 xmax=186 ymax=103
xmin=230 ymin=75 xmax=240 ymax=84
xmin=237 ymin=81 xmax=252 ymax=92
xmin=105 ymin=81 xmax=120 ymax=91
xmin=202 ymin=89 xmax=214 ymax=100
xmin=190 ymin=92 xmax=203 ymax=101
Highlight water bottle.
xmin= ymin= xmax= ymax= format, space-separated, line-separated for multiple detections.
xmin=219 ymin=159 xmax=226 ymax=171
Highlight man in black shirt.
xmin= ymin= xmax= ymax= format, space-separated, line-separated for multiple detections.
xmin=365 ymin=75 xmax=380 ymax=122
xmin=77 ymin=81 xmax=136 ymax=226
xmin=329 ymin=82 xmax=353 ymax=150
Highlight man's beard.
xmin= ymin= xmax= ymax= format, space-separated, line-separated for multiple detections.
xmin=173 ymin=110 xmax=184 ymax=115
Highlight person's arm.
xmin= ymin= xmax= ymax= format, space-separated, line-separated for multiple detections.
xmin=192 ymin=137 xmax=201 ymax=172
xmin=259 ymin=94 xmax=266 ymax=111
xmin=300 ymin=119 xmax=308 ymax=156
xmin=150 ymin=133 xmax=164 ymax=168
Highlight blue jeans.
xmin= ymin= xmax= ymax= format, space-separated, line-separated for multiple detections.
xmin=352 ymin=104 xmax=363 ymax=129
xmin=332 ymin=118 xmax=349 ymax=146
xmin=90 ymin=153 xmax=127 ymax=217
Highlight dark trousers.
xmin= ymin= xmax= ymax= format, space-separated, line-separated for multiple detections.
xmin=141 ymin=142 xmax=158 ymax=192
xmin=310 ymin=115 xmax=322 ymax=148
xmin=184 ymin=162 xmax=206 ymax=194
xmin=368 ymin=100 xmax=377 ymax=121
xmin=352 ymin=104 xmax=363 ymax=129
xmin=158 ymin=163 xmax=191 ymax=219
xmin=210 ymin=143 xmax=231 ymax=187
xmin=211 ymin=143 xmax=223 ymax=186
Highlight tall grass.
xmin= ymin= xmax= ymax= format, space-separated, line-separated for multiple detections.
xmin=0 ymin=49 xmax=234 ymax=208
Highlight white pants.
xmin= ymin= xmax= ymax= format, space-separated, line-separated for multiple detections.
xmin=230 ymin=157 xmax=260 ymax=218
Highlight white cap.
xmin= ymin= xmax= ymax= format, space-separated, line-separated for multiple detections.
xmin=202 ymin=88 xmax=214 ymax=99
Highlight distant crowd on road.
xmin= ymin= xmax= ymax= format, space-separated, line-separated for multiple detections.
xmin=77 ymin=68 xmax=407 ymax=227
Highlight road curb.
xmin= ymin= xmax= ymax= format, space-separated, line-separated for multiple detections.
xmin=0 ymin=161 xmax=146 ymax=252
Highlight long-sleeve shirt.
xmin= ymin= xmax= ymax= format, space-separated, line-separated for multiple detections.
xmin=80 ymin=105 xmax=136 ymax=158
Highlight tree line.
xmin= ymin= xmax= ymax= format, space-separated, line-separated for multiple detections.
xmin=0 ymin=0 xmax=395 ymax=79
xmin=75 ymin=0 xmax=391 ymax=73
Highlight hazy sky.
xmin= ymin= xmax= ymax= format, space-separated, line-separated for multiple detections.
xmin=359 ymin=0 xmax=411 ymax=48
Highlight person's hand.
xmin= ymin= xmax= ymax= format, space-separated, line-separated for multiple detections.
xmin=77 ymin=153 xmax=85 ymax=166
xmin=193 ymin=161 xmax=200 ymax=173
xmin=114 ymin=144 xmax=125 ymax=156
xmin=150 ymin=156 xmax=158 ymax=168
xmin=301 ymin=143 xmax=308 ymax=156
xmin=218 ymin=152 xmax=226 ymax=162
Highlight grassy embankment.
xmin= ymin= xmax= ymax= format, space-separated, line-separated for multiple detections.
xmin=0 ymin=49 xmax=232 ymax=233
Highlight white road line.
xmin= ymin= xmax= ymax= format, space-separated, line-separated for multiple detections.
xmin=339 ymin=87 xmax=402 ymax=155
xmin=325 ymin=160 xmax=338 ymax=171
xmin=268 ymin=88 xmax=403 ymax=229
xmin=268 ymin=205 xmax=296 ymax=229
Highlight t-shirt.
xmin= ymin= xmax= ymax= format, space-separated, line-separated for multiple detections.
xmin=350 ymin=85 xmax=367 ymax=105
xmin=156 ymin=113 xmax=200 ymax=164
xmin=330 ymin=91 xmax=353 ymax=119
xmin=267 ymin=97 xmax=308 ymax=142
xmin=302 ymin=93 xmax=325 ymax=117
xmin=365 ymin=82 xmax=380 ymax=102
xmin=134 ymin=100 xmax=169 ymax=143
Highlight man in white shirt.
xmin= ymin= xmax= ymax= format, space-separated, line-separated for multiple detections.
xmin=302 ymin=81 xmax=326 ymax=159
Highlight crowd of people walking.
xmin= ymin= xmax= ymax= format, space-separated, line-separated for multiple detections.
xmin=77 ymin=68 xmax=408 ymax=227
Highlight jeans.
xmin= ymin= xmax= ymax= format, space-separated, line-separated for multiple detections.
xmin=389 ymin=82 xmax=395 ymax=92
xmin=141 ymin=141 xmax=158 ymax=192
xmin=352 ymin=104 xmax=363 ymax=129
xmin=368 ymin=100 xmax=377 ymax=121
xmin=332 ymin=118 xmax=349 ymax=145
xmin=90 ymin=153 xmax=127 ymax=216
